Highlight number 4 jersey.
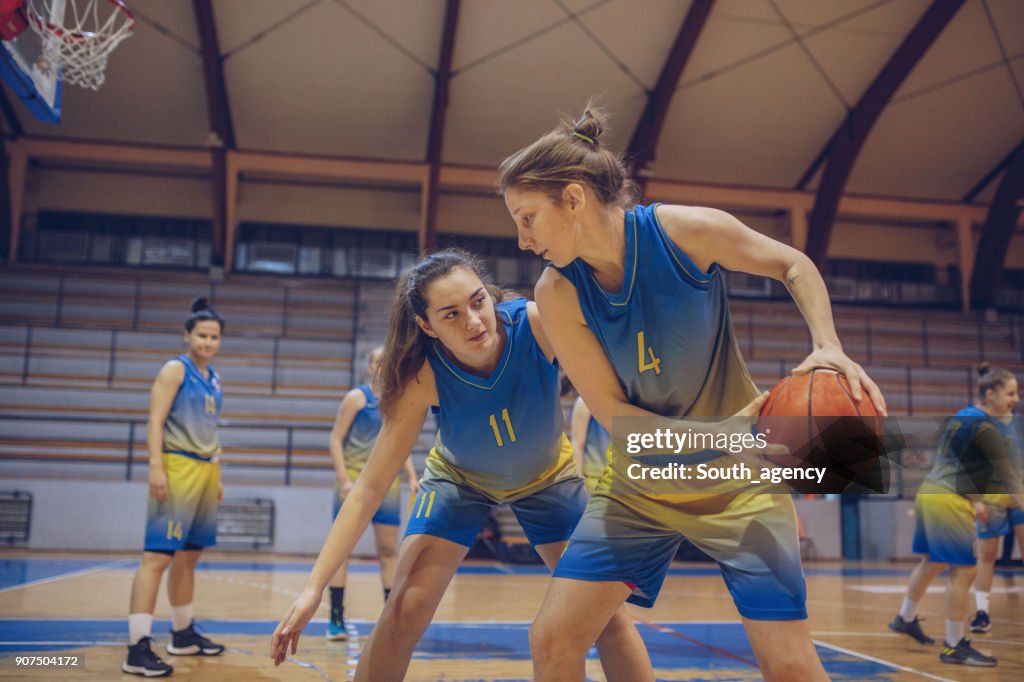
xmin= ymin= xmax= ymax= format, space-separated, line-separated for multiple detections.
xmin=555 ymin=203 xmax=757 ymax=421
xmin=424 ymin=297 xmax=575 ymax=502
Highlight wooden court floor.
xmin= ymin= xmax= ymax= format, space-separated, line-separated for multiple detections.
xmin=0 ymin=550 xmax=1021 ymax=681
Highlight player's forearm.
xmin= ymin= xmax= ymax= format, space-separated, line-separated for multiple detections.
xmin=146 ymin=423 xmax=165 ymax=468
xmin=781 ymin=256 xmax=842 ymax=350
xmin=329 ymin=441 xmax=348 ymax=480
xmin=305 ymin=481 xmax=386 ymax=592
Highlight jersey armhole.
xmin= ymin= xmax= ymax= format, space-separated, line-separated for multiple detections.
xmin=650 ymin=204 xmax=719 ymax=288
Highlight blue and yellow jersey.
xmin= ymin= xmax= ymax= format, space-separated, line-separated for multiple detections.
xmin=425 ymin=297 xmax=574 ymax=502
xmin=555 ymin=203 xmax=757 ymax=422
xmin=927 ymin=405 xmax=1019 ymax=496
xmin=163 ymin=354 xmax=222 ymax=460
xmin=342 ymin=384 xmax=383 ymax=471
xmin=581 ymin=416 xmax=611 ymax=481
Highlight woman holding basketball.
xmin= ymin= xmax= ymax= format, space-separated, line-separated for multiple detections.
xmin=889 ymin=365 xmax=1021 ymax=667
xmin=270 ymin=249 xmax=652 ymax=681
xmin=499 ymin=104 xmax=886 ymax=681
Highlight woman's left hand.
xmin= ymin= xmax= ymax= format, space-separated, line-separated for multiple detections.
xmin=792 ymin=346 xmax=887 ymax=416
xmin=218 ymin=481 xmax=224 ymax=504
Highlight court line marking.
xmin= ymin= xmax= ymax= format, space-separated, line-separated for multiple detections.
xmin=0 ymin=559 xmax=132 ymax=594
xmin=0 ymin=641 xmax=123 ymax=646
xmin=814 ymin=631 xmax=1023 ymax=647
xmin=846 ymin=585 xmax=1022 ymax=594
xmin=813 ymin=639 xmax=956 ymax=682
xmin=634 ymin=619 xmax=759 ymax=668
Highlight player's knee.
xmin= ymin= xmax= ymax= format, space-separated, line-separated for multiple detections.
xmin=951 ymin=564 xmax=977 ymax=582
xmin=377 ymin=543 xmax=398 ymax=562
xmin=140 ymin=552 xmax=172 ymax=573
xmin=528 ymin=615 xmax=566 ymax=661
xmin=759 ymin=650 xmax=817 ymax=682
xmin=377 ymin=589 xmax=430 ymax=643
xmin=595 ymin=608 xmax=632 ymax=644
xmin=978 ymin=543 xmax=999 ymax=562
xmin=175 ymin=550 xmax=201 ymax=568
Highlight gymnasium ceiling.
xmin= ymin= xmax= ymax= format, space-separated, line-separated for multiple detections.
xmin=2 ymin=0 xmax=1022 ymax=205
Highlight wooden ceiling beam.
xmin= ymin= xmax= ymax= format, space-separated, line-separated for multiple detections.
xmin=193 ymin=0 xmax=234 ymax=268
xmin=962 ymin=137 xmax=1024 ymax=204
xmin=10 ymin=137 xmax=1022 ymax=230
xmin=803 ymin=0 xmax=965 ymax=267
xmin=969 ymin=142 xmax=1024 ymax=308
xmin=626 ymin=0 xmax=715 ymax=195
xmin=419 ymin=0 xmax=460 ymax=254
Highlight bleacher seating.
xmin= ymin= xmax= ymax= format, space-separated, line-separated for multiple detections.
xmin=0 ymin=263 xmax=1021 ymax=496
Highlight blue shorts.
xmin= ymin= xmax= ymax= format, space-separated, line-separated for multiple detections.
xmin=977 ymin=500 xmax=1024 ymax=539
xmin=404 ymin=475 xmax=587 ymax=547
xmin=144 ymin=453 xmax=220 ymax=553
xmin=554 ymin=491 xmax=806 ymax=620
xmin=912 ymin=481 xmax=976 ymax=565
xmin=334 ymin=467 xmax=401 ymax=526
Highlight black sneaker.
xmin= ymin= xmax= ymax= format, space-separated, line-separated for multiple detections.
xmin=122 ymin=636 xmax=174 ymax=677
xmin=939 ymin=638 xmax=997 ymax=666
xmin=888 ymin=615 xmax=935 ymax=645
xmin=969 ymin=609 xmax=991 ymax=633
xmin=166 ymin=621 xmax=225 ymax=656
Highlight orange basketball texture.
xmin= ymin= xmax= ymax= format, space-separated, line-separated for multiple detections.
xmin=757 ymin=369 xmax=885 ymax=493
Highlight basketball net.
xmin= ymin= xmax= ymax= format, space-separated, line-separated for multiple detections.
xmin=25 ymin=0 xmax=134 ymax=90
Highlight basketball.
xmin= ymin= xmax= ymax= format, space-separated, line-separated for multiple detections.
xmin=758 ymin=368 xmax=886 ymax=493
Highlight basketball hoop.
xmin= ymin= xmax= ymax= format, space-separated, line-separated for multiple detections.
xmin=24 ymin=0 xmax=133 ymax=90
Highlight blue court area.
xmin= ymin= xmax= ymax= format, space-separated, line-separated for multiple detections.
xmin=0 ymin=618 xmax=904 ymax=680
xmin=2 ymin=557 xmax=1015 ymax=679
xmin=4 ymin=556 xmax=1023 ymax=590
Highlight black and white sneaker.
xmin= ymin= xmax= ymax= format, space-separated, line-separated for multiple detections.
xmin=939 ymin=637 xmax=997 ymax=667
xmin=122 ymin=636 xmax=174 ymax=677
xmin=888 ymin=615 xmax=935 ymax=645
xmin=166 ymin=621 xmax=225 ymax=656
xmin=969 ymin=609 xmax=991 ymax=633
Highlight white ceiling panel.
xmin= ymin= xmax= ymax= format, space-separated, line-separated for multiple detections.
xmin=341 ymin=0 xmax=446 ymax=69
xmin=800 ymin=0 xmax=930 ymax=104
xmin=223 ymin=0 xmax=435 ymax=158
xmin=213 ymin=0 xmax=314 ymax=56
xmin=773 ymin=0 xmax=899 ymax=31
xmin=712 ymin=0 xmax=779 ymax=24
xmin=896 ymin=1 xmax=1003 ymax=97
xmin=575 ymin=0 xmax=695 ymax=91
xmin=444 ymin=21 xmax=646 ymax=165
xmin=656 ymin=43 xmax=845 ymax=187
xmin=983 ymin=0 xmax=1024 ymax=57
xmin=452 ymin=0 xmax=570 ymax=72
xmin=678 ymin=10 xmax=792 ymax=84
xmin=850 ymin=67 xmax=1024 ymax=200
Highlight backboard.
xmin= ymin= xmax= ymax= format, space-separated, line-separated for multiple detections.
xmin=0 ymin=0 xmax=63 ymax=124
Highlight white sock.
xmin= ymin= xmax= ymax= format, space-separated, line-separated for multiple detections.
xmin=946 ymin=620 xmax=964 ymax=646
xmin=975 ymin=590 xmax=990 ymax=612
xmin=899 ymin=597 xmax=918 ymax=621
xmin=171 ymin=603 xmax=193 ymax=632
xmin=128 ymin=613 xmax=153 ymax=645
